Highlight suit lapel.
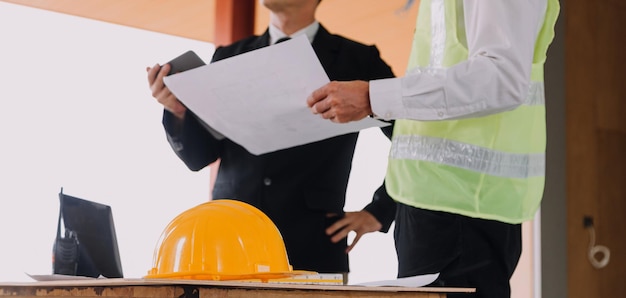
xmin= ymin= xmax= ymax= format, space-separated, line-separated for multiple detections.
xmin=249 ymin=30 xmax=271 ymax=51
xmin=312 ymin=25 xmax=340 ymax=80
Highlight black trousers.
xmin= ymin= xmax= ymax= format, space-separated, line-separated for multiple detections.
xmin=394 ymin=203 xmax=522 ymax=298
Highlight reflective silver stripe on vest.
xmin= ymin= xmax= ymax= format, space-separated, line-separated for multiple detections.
xmin=525 ymin=81 xmax=545 ymax=106
xmin=430 ymin=0 xmax=446 ymax=68
xmin=390 ymin=135 xmax=545 ymax=178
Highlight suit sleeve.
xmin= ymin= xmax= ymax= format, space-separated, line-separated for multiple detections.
xmin=361 ymin=45 xmax=397 ymax=232
xmin=163 ymin=109 xmax=222 ymax=171
xmin=161 ymin=47 xmax=233 ymax=171
xmin=364 ymin=182 xmax=396 ymax=233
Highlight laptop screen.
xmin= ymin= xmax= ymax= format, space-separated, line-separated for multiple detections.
xmin=55 ymin=190 xmax=123 ymax=278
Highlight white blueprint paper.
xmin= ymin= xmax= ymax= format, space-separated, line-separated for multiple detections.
xmin=163 ymin=35 xmax=389 ymax=155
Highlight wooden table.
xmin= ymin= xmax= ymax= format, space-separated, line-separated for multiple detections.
xmin=0 ymin=278 xmax=474 ymax=298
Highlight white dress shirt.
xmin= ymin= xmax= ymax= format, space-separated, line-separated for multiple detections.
xmin=269 ymin=21 xmax=319 ymax=45
xmin=369 ymin=0 xmax=548 ymax=121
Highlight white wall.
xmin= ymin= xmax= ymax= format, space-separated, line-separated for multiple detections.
xmin=0 ymin=2 xmax=397 ymax=284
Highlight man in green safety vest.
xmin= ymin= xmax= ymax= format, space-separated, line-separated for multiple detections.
xmin=307 ymin=0 xmax=560 ymax=297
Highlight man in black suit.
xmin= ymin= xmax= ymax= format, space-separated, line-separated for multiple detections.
xmin=146 ymin=0 xmax=395 ymax=275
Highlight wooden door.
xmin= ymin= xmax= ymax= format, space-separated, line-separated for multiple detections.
xmin=566 ymin=0 xmax=626 ymax=296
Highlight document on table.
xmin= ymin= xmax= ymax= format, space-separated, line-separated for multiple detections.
xmin=354 ymin=273 xmax=440 ymax=287
xmin=163 ymin=35 xmax=389 ymax=155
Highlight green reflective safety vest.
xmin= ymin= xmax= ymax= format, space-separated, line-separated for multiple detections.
xmin=386 ymin=0 xmax=560 ymax=224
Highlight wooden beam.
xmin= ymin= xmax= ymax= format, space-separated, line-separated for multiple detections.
xmin=0 ymin=0 xmax=215 ymax=42
xmin=214 ymin=0 xmax=256 ymax=46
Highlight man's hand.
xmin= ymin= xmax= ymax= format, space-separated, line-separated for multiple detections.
xmin=146 ymin=63 xmax=187 ymax=119
xmin=307 ymin=81 xmax=372 ymax=123
xmin=326 ymin=211 xmax=383 ymax=253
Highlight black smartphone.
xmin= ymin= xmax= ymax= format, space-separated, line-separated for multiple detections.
xmin=166 ymin=50 xmax=206 ymax=75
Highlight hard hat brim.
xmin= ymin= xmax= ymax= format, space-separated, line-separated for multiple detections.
xmin=144 ymin=269 xmax=316 ymax=282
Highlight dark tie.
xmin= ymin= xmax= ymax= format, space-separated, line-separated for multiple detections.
xmin=275 ymin=36 xmax=291 ymax=44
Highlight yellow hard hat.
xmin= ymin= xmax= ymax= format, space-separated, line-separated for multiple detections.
xmin=145 ymin=199 xmax=311 ymax=281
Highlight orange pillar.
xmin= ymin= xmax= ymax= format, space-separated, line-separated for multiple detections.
xmin=214 ymin=0 xmax=256 ymax=46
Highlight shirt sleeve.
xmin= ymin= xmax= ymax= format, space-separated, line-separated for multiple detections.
xmin=363 ymin=181 xmax=396 ymax=233
xmin=370 ymin=0 xmax=547 ymax=121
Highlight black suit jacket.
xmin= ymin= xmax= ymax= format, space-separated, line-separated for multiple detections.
xmin=163 ymin=25 xmax=396 ymax=273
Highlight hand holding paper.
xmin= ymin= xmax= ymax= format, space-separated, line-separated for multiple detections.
xmin=163 ymin=35 xmax=389 ymax=155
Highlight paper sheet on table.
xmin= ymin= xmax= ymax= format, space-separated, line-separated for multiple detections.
xmin=26 ymin=273 xmax=102 ymax=281
xmin=354 ymin=273 xmax=439 ymax=287
xmin=163 ymin=35 xmax=389 ymax=155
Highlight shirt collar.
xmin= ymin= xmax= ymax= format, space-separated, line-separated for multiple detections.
xmin=269 ymin=21 xmax=319 ymax=45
